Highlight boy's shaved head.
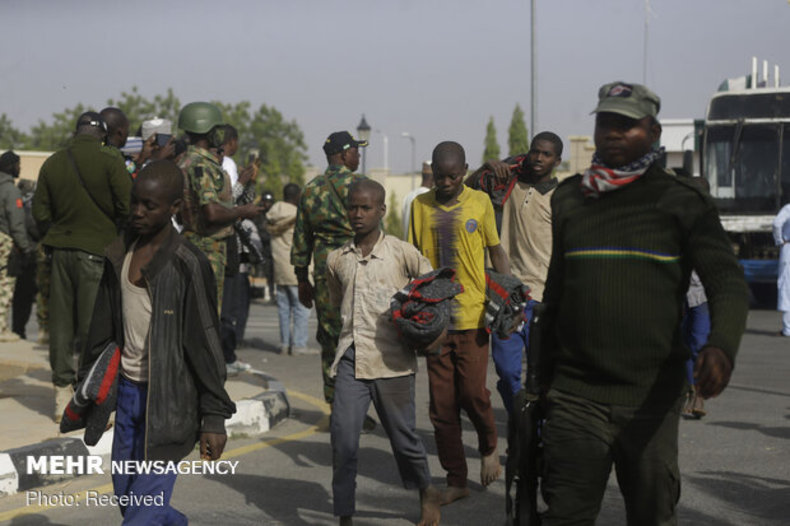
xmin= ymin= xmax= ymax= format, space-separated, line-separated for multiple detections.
xmin=135 ymin=160 xmax=184 ymax=203
xmin=349 ymin=178 xmax=386 ymax=206
xmin=432 ymin=141 xmax=466 ymax=168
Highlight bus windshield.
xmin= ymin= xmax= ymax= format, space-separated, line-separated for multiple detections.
xmin=706 ymin=124 xmax=780 ymax=213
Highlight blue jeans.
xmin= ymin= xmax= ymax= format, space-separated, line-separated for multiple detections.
xmin=220 ymin=272 xmax=252 ymax=364
xmin=682 ymin=302 xmax=711 ymax=386
xmin=112 ymin=377 xmax=186 ymax=525
xmin=276 ymin=285 xmax=310 ymax=349
xmin=491 ymin=299 xmax=538 ymax=414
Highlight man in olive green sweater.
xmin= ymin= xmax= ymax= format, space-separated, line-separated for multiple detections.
xmin=540 ymin=82 xmax=749 ymax=526
xmin=32 ymin=111 xmax=131 ymax=423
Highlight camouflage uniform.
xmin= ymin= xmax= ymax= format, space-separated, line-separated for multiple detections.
xmin=0 ymin=231 xmax=15 ymax=334
xmin=179 ymin=145 xmax=233 ymax=306
xmin=1 ymin=169 xmax=30 ymax=336
xmin=291 ymin=165 xmax=365 ymax=403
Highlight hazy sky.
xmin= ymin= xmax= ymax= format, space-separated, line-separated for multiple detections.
xmin=2 ymin=0 xmax=789 ymax=174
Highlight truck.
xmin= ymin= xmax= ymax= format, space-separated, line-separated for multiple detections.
xmin=697 ymin=59 xmax=789 ymax=304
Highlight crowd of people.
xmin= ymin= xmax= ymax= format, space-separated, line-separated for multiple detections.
xmin=0 ymin=80 xmax=762 ymax=525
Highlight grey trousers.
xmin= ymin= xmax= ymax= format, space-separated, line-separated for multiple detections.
xmin=331 ymin=346 xmax=432 ymax=517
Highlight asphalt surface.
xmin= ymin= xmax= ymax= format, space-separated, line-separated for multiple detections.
xmin=0 ymin=300 xmax=788 ymax=525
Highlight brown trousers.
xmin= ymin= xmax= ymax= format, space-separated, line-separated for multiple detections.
xmin=427 ymin=328 xmax=498 ymax=488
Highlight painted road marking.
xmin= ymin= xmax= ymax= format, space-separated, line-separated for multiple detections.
xmin=0 ymin=389 xmax=329 ymax=522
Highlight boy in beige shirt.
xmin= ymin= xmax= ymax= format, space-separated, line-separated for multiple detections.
xmin=326 ymin=179 xmax=440 ymax=526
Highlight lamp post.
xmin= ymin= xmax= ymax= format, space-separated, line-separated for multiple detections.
xmin=530 ymin=0 xmax=537 ymax=139
xmin=357 ymin=114 xmax=371 ymax=175
xmin=375 ymin=129 xmax=389 ymax=173
xmin=401 ymin=132 xmax=416 ymax=190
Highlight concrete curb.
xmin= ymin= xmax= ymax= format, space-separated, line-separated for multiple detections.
xmin=0 ymin=370 xmax=289 ymax=497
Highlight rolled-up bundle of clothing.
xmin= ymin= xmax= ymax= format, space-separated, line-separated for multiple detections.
xmin=485 ymin=269 xmax=531 ymax=339
xmin=390 ymin=267 xmax=464 ymax=349
xmin=467 ymin=153 xmax=529 ymax=211
xmin=60 ymin=341 xmax=121 ymax=445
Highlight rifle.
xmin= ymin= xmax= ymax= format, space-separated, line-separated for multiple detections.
xmin=505 ymin=303 xmax=549 ymax=526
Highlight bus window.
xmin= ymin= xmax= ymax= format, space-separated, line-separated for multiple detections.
xmin=705 ymin=126 xmax=734 ymax=198
xmin=735 ymin=125 xmax=778 ymax=208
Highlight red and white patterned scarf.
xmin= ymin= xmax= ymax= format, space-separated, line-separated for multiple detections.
xmin=580 ymin=148 xmax=664 ymax=198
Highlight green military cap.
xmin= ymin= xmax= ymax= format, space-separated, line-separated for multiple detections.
xmin=592 ymin=82 xmax=661 ymax=120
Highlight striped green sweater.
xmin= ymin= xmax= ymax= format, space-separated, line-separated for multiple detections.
xmin=543 ymin=164 xmax=749 ymax=406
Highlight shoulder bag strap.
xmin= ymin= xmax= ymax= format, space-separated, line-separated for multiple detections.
xmin=66 ymin=148 xmax=116 ymax=223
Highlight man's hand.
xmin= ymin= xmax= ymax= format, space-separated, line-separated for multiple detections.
xmin=235 ymin=202 xmax=265 ymax=220
xmin=238 ymin=163 xmax=258 ymax=186
xmin=199 ymin=432 xmax=227 ymax=461
xmin=484 ymin=160 xmax=512 ymax=183
xmin=298 ymin=281 xmax=314 ymax=309
xmin=151 ymin=137 xmax=176 ymax=161
xmin=135 ymin=135 xmax=156 ymax=166
xmin=694 ymin=346 xmax=733 ymax=399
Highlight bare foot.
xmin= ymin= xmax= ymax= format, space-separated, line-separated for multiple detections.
xmin=339 ymin=515 xmax=352 ymax=526
xmin=440 ymin=485 xmax=470 ymax=506
xmin=418 ymin=485 xmax=442 ymax=525
xmin=480 ymin=449 xmax=502 ymax=486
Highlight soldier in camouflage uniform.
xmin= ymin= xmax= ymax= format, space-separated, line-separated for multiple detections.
xmin=177 ymin=102 xmax=263 ymax=307
xmin=292 ymin=131 xmax=368 ymax=404
xmin=1 ymin=151 xmax=31 ymax=341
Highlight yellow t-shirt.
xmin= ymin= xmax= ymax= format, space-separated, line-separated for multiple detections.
xmin=409 ymin=186 xmax=500 ymax=330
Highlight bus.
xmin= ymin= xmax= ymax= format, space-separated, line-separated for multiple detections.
xmin=700 ymin=76 xmax=790 ymax=303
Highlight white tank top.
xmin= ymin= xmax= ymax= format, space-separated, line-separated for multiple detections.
xmin=121 ymin=246 xmax=152 ymax=382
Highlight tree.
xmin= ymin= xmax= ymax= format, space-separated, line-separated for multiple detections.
xmin=385 ymin=193 xmax=403 ymax=239
xmin=214 ymin=101 xmax=309 ymax=199
xmin=0 ymin=114 xmax=29 ymax=150
xmin=482 ymin=116 xmax=500 ymax=162
xmin=106 ymin=86 xmax=181 ymax=134
xmin=15 ymin=88 xmax=309 ymax=195
xmin=28 ymin=103 xmax=93 ymax=151
xmin=249 ymin=103 xmax=308 ymax=198
xmin=508 ymin=104 xmax=529 ymax=156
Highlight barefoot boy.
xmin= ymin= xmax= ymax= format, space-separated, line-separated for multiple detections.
xmin=326 ymin=179 xmax=441 ymax=526
xmin=81 ymin=160 xmax=236 ymax=524
xmin=409 ymin=141 xmax=511 ymax=504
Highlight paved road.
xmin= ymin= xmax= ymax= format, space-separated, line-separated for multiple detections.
xmin=1 ymin=301 xmax=788 ymax=525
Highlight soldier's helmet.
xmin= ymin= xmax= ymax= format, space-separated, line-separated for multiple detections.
xmin=178 ymin=102 xmax=223 ymax=134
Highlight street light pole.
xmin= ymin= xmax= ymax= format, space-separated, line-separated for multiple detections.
xmin=530 ymin=0 xmax=537 ymax=139
xmin=401 ymin=132 xmax=416 ymax=190
xmin=376 ymin=129 xmax=389 ymax=173
xmin=357 ymin=114 xmax=371 ymax=175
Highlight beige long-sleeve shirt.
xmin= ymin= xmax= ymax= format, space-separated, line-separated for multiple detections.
xmin=500 ymin=178 xmax=557 ymax=301
xmin=326 ymin=232 xmax=433 ymax=379
xmin=266 ymin=201 xmax=299 ymax=285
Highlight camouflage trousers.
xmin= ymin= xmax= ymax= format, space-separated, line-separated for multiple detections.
xmin=0 ymin=231 xmax=16 ymax=333
xmin=314 ymin=276 xmax=342 ymax=404
xmin=36 ymin=244 xmax=51 ymax=332
xmin=183 ymin=232 xmax=226 ymax=315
